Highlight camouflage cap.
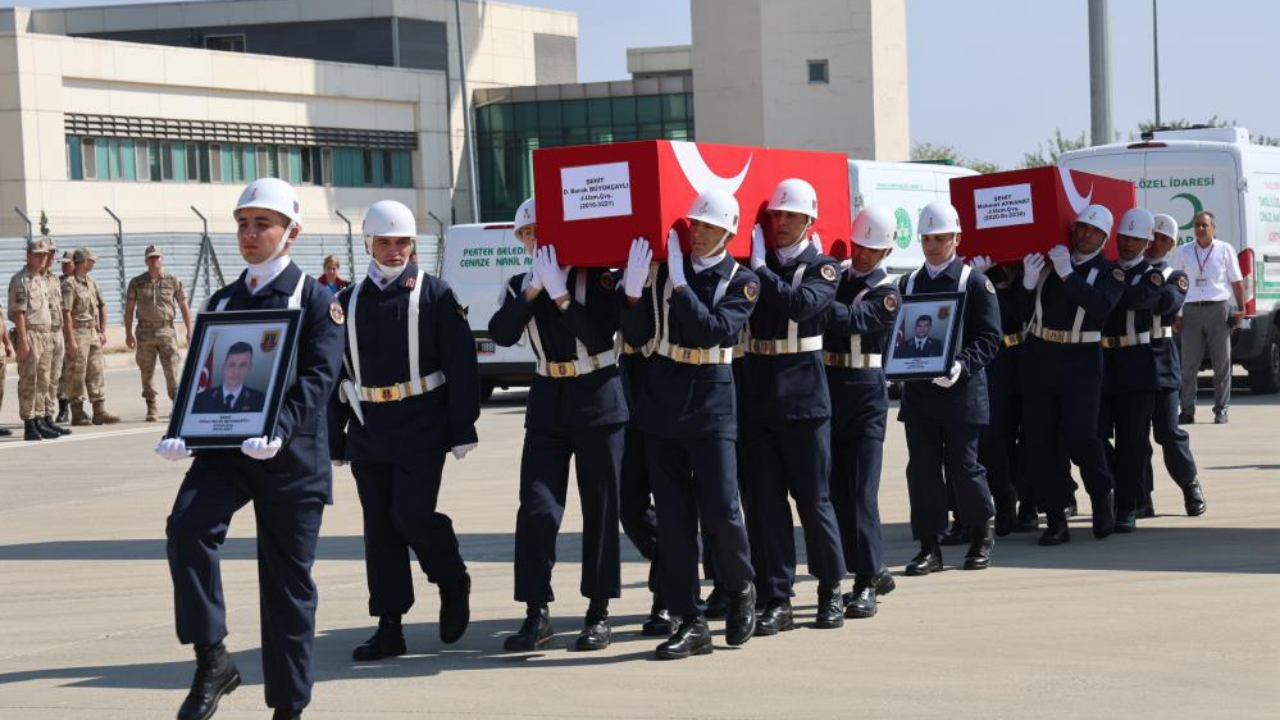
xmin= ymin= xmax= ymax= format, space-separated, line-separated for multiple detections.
xmin=26 ymin=238 xmax=53 ymax=254
xmin=61 ymin=251 xmax=74 ymax=263
xmin=73 ymin=247 xmax=98 ymax=263
xmin=145 ymin=244 xmax=163 ymax=258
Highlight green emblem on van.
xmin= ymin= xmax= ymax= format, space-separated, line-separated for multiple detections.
xmin=894 ymin=208 xmax=913 ymax=248
xmin=1170 ymin=193 xmax=1203 ymax=230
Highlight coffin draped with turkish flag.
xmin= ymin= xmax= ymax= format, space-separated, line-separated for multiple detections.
xmin=531 ymin=140 xmax=853 ymax=267
xmin=948 ymin=165 xmax=1137 ymax=263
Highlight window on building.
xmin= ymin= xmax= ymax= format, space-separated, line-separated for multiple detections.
xmin=204 ymin=34 xmax=246 ymax=53
xmin=808 ymin=59 xmax=829 ymax=84
xmin=135 ymin=141 xmax=151 ymax=181
xmin=67 ymin=136 xmax=84 ymax=180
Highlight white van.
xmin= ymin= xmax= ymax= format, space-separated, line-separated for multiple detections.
xmin=439 ymin=222 xmax=536 ymax=400
xmin=848 ymin=159 xmax=980 ymax=275
xmin=1059 ymin=127 xmax=1280 ymax=393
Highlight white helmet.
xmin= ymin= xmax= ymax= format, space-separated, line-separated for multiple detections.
xmin=1117 ymin=208 xmax=1154 ymax=241
xmin=363 ymin=200 xmax=417 ymax=238
xmin=918 ymin=201 xmax=961 ymax=236
xmin=1153 ymin=213 xmax=1178 ymax=240
xmin=851 ymin=206 xmax=898 ymax=250
xmin=235 ymin=178 xmax=301 ymax=227
xmin=1075 ymin=203 xmax=1114 ymax=237
xmin=514 ymin=197 xmax=536 ymax=233
xmin=767 ymin=178 xmax=818 ymax=219
xmin=686 ymin=189 xmax=740 ymax=234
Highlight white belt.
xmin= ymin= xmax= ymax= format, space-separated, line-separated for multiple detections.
xmin=1150 ymin=325 xmax=1173 ymax=340
xmin=359 ymin=370 xmax=447 ymax=402
xmin=658 ymin=343 xmax=735 ymax=365
xmin=537 ymin=349 xmax=618 ymax=378
xmin=1031 ymin=327 xmax=1102 ymax=344
xmin=743 ymin=336 xmax=824 ymax=355
xmin=823 ymin=351 xmax=882 ymax=369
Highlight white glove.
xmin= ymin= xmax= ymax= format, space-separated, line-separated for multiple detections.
xmin=1048 ymin=244 xmax=1073 ymax=278
xmin=932 ymin=361 xmax=963 ymax=388
xmin=536 ymin=246 xmax=570 ymax=300
xmin=527 ymin=261 xmax=544 ymax=291
xmin=969 ymin=255 xmax=994 ymax=273
xmin=332 ymin=459 xmax=348 ymax=467
xmin=624 ymin=237 xmax=653 ymax=298
xmin=811 ymin=231 xmax=823 ymax=255
xmin=667 ymin=229 xmax=688 ymax=288
xmin=751 ymin=223 xmax=767 ymax=270
xmin=241 ymin=436 xmax=283 ymax=461
xmin=155 ymin=437 xmax=190 ymax=462
xmin=1022 ymin=253 xmax=1045 ymax=290
xmin=451 ymin=442 xmax=478 ymax=460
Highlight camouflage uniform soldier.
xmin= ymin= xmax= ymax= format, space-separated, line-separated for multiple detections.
xmin=124 ymin=245 xmax=192 ymax=422
xmin=7 ymin=238 xmax=60 ymax=441
xmin=42 ymin=244 xmax=71 ymax=435
xmin=0 ymin=294 xmax=14 ymax=437
xmin=55 ymin=250 xmax=75 ymax=422
xmin=62 ymin=247 xmax=120 ymax=426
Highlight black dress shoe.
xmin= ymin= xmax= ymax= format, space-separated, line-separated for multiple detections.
xmin=272 ymin=711 xmax=302 ymax=720
xmin=939 ymin=519 xmax=969 ymax=546
xmin=22 ymin=420 xmax=43 ymax=442
xmin=905 ymin=539 xmax=943 ymax=576
xmin=1182 ymin=479 xmax=1207 ymax=516
xmin=1137 ymin=494 xmax=1156 ymax=518
xmin=755 ymin=599 xmax=794 ymax=636
xmin=177 ymin=641 xmax=241 ymax=720
xmin=352 ymin=615 xmax=406 ymax=661
xmin=0 ymin=426 xmax=12 ymax=437
xmin=701 ymin=584 xmax=727 ymax=619
xmin=844 ymin=576 xmax=878 ymax=619
xmin=1013 ymin=502 xmax=1039 ymax=532
xmin=994 ymin=492 xmax=1017 ymax=537
xmin=963 ymin=524 xmax=993 ymax=570
xmin=843 ymin=567 xmax=896 ymax=606
xmin=573 ymin=601 xmax=610 ymax=651
xmin=724 ymin=584 xmax=756 ymax=646
xmin=814 ymin=583 xmax=844 ymax=629
xmin=1091 ymin=490 xmax=1115 ymax=539
xmin=438 ymin=573 xmax=471 ymax=644
xmin=655 ymin=614 xmax=712 ymax=660
xmin=1178 ymin=411 xmax=1195 ymax=424
xmin=641 ymin=595 xmax=673 ymax=637
xmin=1038 ymin=510 xmax=1070 ymax=546
xmin=1114 ymin=508 xmax=1137 ymax=534
xmin=504 ymin=605 xmax=554 ymax=651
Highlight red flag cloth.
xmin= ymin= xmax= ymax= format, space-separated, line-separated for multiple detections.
xmin=196 ymin=341 xmax=214 ymax=393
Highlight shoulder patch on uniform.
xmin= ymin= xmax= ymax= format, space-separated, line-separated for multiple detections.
xmin=820 ymin=264 xmax=838 ymax=282
xmin=403 ymin=274 xmax=417 ymax=290
xmin=600 ymin=273 xmax=616 ymax=290
xmin=884 ymin=294 xmax=898 ymax=312
xmin=1176 ymin=276 xmax=1189 ymax=292
xmin=329 ymin=301 xmax=345 ymax=325
xmin=1149 ymin=272 xmax=1164 ymax=286
xmin=1112 ymin=268 xmax=1125 ymax=282
xmin=985 ymin=278 xmax=996 ymax=294
xmin=744 ymin=281 xmax=760 ymax=302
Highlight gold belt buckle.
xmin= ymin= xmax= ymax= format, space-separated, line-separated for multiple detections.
xmin=1003 ymin=333 xmax=1023 ymax=347
xmin=675 ymin=346 xmax=699 ymax=364
xmin=549 ymin=361 xmax=577 ymax=378
xmin=376 ymin=384 xmax=402 ymax=402
xmin=1041 ymin=328 xmax=1065 ymax=343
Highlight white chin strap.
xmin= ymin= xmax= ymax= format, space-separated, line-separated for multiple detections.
xmin=261 ymin=221 xmax=294 ymax=264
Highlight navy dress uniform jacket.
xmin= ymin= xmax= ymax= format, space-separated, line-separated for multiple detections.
xmin=620 ymin=255 xmax=759 ymax=440
xmin=823 ymin=267 xmax=900 ymax=387
xmin=328 ymin=265 xmax=480 ymax=460
xmin=897 ymin=258 xmax=1002 ymax=427
xmin=1102 ymin=260 xmax=1165 ymax=394
xmin=1150 ymin=260 xmax=1189 ymax=390
xmin=738 ymin=243 xmax=839 ymax=423
xmin=488 ymin=267 xmax=628 ymax=429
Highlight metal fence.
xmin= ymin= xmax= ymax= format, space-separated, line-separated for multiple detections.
xmin=1 ymin=233 xmax=441 ymax=325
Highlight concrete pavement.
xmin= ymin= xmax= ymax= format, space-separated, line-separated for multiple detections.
xmin=0 ymin=368 xmax=1277 ymax=719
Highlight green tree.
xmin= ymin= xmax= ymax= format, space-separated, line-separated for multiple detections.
xmin=38 ymin=211 xmax=49 ymax=237
xmin=910 ymin=142 xmax=1001 ymax=174
xmin=1020 ymin=128 xmax=1088 ymax=168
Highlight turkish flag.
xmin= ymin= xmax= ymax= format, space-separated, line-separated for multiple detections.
xmin=196 ymin=341 xmax=214 ymax=393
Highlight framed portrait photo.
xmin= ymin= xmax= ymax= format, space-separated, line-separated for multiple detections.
xmin=883 ymin=291 xmax=967 ymax=381
xmin=166 ymin=308 xmax=303 ymax=449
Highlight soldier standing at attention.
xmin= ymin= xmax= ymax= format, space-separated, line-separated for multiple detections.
xmin=55 ymin=251 xmax=75 ymax=422
xmin=125 ymin=245 xmax=193 ymax=422
xmin=8 ymin=239 xmax=59 ymax=441
xmin=61 ymin=248 xmax=120 ymax=426
xmin=40 ymin=240 xmax=70 ymax=436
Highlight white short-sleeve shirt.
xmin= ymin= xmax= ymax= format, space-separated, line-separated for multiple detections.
xmin=1171 ymin=238 xmax=1242 ymax=303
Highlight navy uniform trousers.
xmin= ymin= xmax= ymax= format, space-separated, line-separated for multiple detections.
xmin=828 ymin=380 xmax=887 ymax=575
xmin=167 ymin=263 xmax=343 ymax=713
xmin=619 ymin=355 xmax=662 ymax=596
xmin=1144 ymin=262 xmax=1198 ymax=496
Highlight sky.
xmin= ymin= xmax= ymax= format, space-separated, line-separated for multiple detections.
xmin=14 ymin=0 xmax=1280 ymax=170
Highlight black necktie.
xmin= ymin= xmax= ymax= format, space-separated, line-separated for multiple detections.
xmin=224 ymin=393 xmax=235 ymax=409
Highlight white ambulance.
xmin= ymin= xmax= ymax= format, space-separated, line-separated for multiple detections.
xmin=1059 ymin=126 xmax=1280 ymax=393
xmin=847 ymin=159 xmax=980 ymax=275
xmin=440 ymin=222 xmax=536 ymax=400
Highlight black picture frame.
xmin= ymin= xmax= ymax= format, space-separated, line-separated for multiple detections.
xmin=883 ymin=291 xmax=968 ymax=381
xmin=166 ymin=308 xmax=303 ymax=449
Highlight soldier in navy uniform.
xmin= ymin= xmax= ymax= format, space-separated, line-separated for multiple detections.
xmin=896 ymin=202 xmax=1001 ymax=576
xmin=155 ymin=179 xmax=344 ymax=720
xmin=488 ymin=198 xmax=627 ymax=652
xmin=619 ymin=189 xmax=761 ymax=659
xmin=1099 ymin=209 xmax=1166 ymax=533
xmin=1143 ymin=214 xmax=1207 ymax=516
xmin=191 ymin=343 xmax=267 ymax=414
xmin=1018 ymin=204 xmax=1125 ymax=545
xmin=739 ymin=178 xmax=847 ymax=633
xmin=327 ymin=200 xmax=479 ymax=661
xmin=822 ymin=206 xmax=900 ymax=617
xmin=967 ymin=255 xmax=1028 ymax=535
xmin=895 ymin=315 xmax=945 ymax=358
